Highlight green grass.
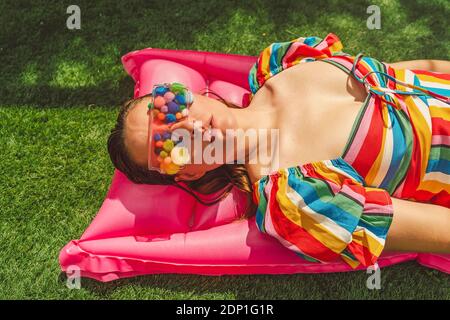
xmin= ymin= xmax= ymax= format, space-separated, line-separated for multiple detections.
xmin=0 ymin=0 xmax=449 ymax=299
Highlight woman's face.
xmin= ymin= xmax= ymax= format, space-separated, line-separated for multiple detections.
xmin=124 ymin=93 xmax=239 ymax=181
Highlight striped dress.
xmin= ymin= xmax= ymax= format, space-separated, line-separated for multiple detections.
xmin=249 ymin=33 xmax=450 ymax=268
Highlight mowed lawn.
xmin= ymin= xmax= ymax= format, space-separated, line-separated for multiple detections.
xmin=0 ymin=0 xmax=449 ymax=299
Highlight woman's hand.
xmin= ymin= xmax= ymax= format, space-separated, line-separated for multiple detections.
xmin=171 ymin=98 xmax=214 ymax=131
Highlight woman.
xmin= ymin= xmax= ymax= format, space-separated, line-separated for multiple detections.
xmin=108 ymin=33 xmax=450 ymax=268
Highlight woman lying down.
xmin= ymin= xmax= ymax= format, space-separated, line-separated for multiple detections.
xmin=108 ymin=33 xmax=450 ymax=268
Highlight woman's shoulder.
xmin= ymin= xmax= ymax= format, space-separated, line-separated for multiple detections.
xmin=252 ymin=157 xmax=365 ymax=189
xmin=248 ymin=33 xmax=348 ymax=96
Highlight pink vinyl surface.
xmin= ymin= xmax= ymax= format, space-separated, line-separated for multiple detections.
xmin=59 ymin=48 xmax=450 ymax=282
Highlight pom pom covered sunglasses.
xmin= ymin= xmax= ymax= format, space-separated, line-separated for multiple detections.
xmin=147 ymin=83 xmax=194 ymax=175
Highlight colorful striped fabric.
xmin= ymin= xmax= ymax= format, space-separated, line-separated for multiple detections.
xmin=253 ymin=158 xmax=394 ymax=268
xmin=248 ymin=33 xmax=346 ymax=97
xmin=331 ymin=55 xmax=450 ymax=207
xmin=249 ymin=33 xmax=450 ymax=268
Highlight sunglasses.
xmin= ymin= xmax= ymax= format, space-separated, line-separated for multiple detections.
xmin=147 ymin=83 xmax=194 ymax=174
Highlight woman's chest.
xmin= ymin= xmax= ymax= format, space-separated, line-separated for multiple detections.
xmin=246 ymin=61 xmax=368 ymax=180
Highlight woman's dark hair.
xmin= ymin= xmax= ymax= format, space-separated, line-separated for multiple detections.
xmin=107 ymin=89 xmax=257 ymax=219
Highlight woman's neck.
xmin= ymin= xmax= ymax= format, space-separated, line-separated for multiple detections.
xmin=227 ymin=99 xmax=280 ymax=183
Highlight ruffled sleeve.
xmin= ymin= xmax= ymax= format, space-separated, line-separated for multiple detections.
xmin=252 ymin=158 xmax=394 ymax=268
xmin=248 ymin=33 xmax=348 ymax=96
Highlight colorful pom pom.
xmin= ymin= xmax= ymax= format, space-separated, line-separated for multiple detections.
xmin=163 ymin=156 xmax=172 ymax=164
xmin=154 ymin=96 xmax=165 ymax=109
xmin=155 ymin=86 xmax=169 ymax=96
xmin=160 ymin=161 xmax=180 ymax=175
xmin=157 ymin=112 xmax=166 ymax=121
xmin=167 ymin=101 xmax=179 ymax=113
xmin=163 ymin=91 xmax=175 ymax=102
xmin=153 ymin=133 xmax=161 ymax=141
xmin=165 ymin=113 xmax=176 ymax=123
xmin=155 ymin=140 xmax=164 ymax=148
xmin=171 ymin=146 xmax=190 ymax=166
xmin=159 ymin=150 xmax=168 ymax=158
xmin=170 ymin=83 xmax=185 ymax=94
xmin=162 ymin=132 xmax=171 ymax=140
xmin=160 ymin=105 xmax=168 ymax=113
xmin=163 ymin=139 xmax=174 ymax=152
xmin=175 ymin=94 xmax=186 ymax=105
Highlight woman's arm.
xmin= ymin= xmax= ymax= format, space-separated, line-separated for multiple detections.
xmin=388 ymin=59 xmax=450 ymax=73
xmin=385 ymin=197 xmax=450 ymax=253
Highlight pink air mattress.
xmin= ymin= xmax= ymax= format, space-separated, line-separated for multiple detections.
xmin=59 ymin=48 xmax=450 ymax=282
